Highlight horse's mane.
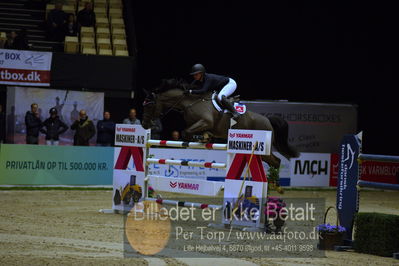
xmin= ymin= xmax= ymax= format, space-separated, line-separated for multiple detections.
xmin=154 ymin=78 xmax=197 ymax=93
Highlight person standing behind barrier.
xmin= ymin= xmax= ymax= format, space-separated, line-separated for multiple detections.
xmin=40 ymin=108 xmax=68 ymax=145
xmin=63 ymin=13 xmax=78 ymax=37
xmin=25 ymin=103 xmax=42 ymax=144
xmin=71 ymin=110 xmax=95 ymax=146
xmin=4 ymin=31 xmax=18 ymax=49
xmin=171 ymin=130 xmax=181 ymax=141
xmin=0 ymin=104 xmax=5 ymax=143
xmin=46 ymin=2 xmax=67 ymax=41
xmin=123 ymin=108 xmax=141 ymax=125
xmin=77 ymin=2 xmax=96 ymax=28
xmin=96 ymin=111 xmax=115 ymax=146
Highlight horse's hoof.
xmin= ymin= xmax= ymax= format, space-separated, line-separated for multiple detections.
xmin=202 ymin=132 xmax=213 ymax=143
xmin=192 ymin=135 xmax=204 ymax=141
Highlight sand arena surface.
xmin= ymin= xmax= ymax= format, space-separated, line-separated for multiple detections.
xmin=0 ymin=189 xmax=398 ymax=266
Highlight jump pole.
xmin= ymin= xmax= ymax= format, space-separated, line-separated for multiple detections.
xmin=143 ymin=139 xmax=228 ymax=209
xmin=357 ymin=180 xmax=399 ymax=191
xmin=146 ymin=158 xmax=226 ymax=169
xmin=358 ymin=153 xmax=399 ymax=163
xmin=147 ymin=139 xmax=227 ymax=150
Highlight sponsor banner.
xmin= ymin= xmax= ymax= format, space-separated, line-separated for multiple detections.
xmin=112 ymin=170 xmax=145 ymax=212
xmin=0 ymin=49 xmax=52 ymax=86
xmin=289 ymin=153 xmax=331 ymax=186
xmin=360 ymin=160 xmax=399 ymax=184
xmin=148 ymin=175 xmax=223 ymax=196
xmin=6 ymin=86 xmax=104 ymax=145
xmin=329 ymin=153 xmax=339 ymax=186
xmin=241 ymin=101 xmax=357 ymax=153
xmin=227 ymin=129 xmax=272 ymax=155
xmin=114 ymin=124 xmax=150 ymax=147
xmin=0 ymin=144 xmax=113 ymax=185
xmin=336 ymin=135 xmax=361 ymax=241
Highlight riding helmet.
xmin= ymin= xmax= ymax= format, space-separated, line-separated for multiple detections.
xmin=190 ymin=64 xmax=206 ymax=75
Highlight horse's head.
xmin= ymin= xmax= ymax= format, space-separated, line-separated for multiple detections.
xmin=142 ymin=90 xmax=161 ymax=129
xmin=142 ymin=78 xmax=196 ymax=129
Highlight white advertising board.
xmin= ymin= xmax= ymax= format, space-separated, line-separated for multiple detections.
xmin=114 ymin=124 xmax=150 ymax=147
xmin=227 ymin=129 xmax=272 ymax=155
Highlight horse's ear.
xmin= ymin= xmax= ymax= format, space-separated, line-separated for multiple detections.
xmin=143 ymin=88 xmax=150 ymax=97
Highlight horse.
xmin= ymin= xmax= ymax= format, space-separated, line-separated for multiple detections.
xmin=141 ymin=78 xmax=299 ymax=169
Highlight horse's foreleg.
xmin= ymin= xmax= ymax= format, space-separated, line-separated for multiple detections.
xmin=183 ymin=119 xmax=213 ymax=142
xmin=261 ymin=153 xmax=281 ymax=169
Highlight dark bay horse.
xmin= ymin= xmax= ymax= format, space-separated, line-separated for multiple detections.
xmin=142 ymin=79 xmax=299 ymax=168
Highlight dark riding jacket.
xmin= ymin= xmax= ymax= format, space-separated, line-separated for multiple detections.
xmin=40 ymin=116 xmax=68 ymax=140
xmin=25 ymin=111 xmax=42 ymax=137
xmin=191 ymin=73 xmax=229 ymax=94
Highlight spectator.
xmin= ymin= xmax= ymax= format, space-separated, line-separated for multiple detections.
xmin=96 ymin=111 xmax=115 ymax=146
xmin=3 ymin=31 xmax=18 ymax=49
xmin=0 ymin=31 xmax=5 ymax=48
xmin=77 ymin=2 xmax=96 ymax=28
xmin=40 ymin=108 xmax=68 ymax=145
xmin=46 ymin=2 xmax=66 ymax=41
xmin=14 ymin=29 xmax=29 ymax=50
xmin=25 ymin=103 xmax=42 ymax=144
xmin=150 ymin=118 xmax=163 ymax=140
xmin=70 ymin=109 xmax=96 ymax=146
xmin=6 ymin=106 xmax=15 ymax=143
xmin=123 ymin=108 xmax=141 ymax=125
xmin=171 ymin=130 xmax=181 ymax=141
xmin=0 ymin=104 xmax=5 ymax=143
xmin=63 ymin=13 xmax=78 ymax=37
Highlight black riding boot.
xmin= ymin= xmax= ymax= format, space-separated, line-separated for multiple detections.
xmin=221 ymin=95 xmax=240 ymax=120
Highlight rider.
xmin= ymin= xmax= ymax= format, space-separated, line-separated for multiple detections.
xmin=186 ymin=63 xmax=240 ymax=120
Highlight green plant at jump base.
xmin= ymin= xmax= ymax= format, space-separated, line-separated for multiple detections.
xmin=267 ymin=166 xmax=284 ymax=194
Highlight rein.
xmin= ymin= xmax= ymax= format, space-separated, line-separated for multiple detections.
xmin=158 ymin=94 xmax=186 ymax=119
xmin=155 ymin=81 xmax=212 ymax=119
xmin=158 ymin=94 xmax=212 ymax=119
xmin=184 ymin=96 xmax=211 ymax=110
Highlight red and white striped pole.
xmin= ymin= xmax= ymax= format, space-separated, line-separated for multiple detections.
xmin=147 ymin=139 xmax=227 ymax=150
xmin=146 ymin=158 xmax=226 ymax=169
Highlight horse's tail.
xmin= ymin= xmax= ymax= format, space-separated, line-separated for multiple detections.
xmin=268 ymin=115 xmax=300 ymax=160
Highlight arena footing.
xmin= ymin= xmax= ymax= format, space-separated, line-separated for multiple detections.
xmin=98 ymin=209 xmax=129 ymax=215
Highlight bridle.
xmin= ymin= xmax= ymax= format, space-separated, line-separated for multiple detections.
xmin=158 ymin=94 xmax=186 ymax=119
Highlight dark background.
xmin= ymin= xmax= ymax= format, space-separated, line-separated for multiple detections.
xmin=131 ymin=1 xmax=398 ymax=155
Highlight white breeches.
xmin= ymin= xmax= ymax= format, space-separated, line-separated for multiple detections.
xmin=217 ymin=78 xmax=237 ymax=101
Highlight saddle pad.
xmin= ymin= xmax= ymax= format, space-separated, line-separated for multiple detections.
xmin=212 ymin=93 xmax=246 ymax=114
